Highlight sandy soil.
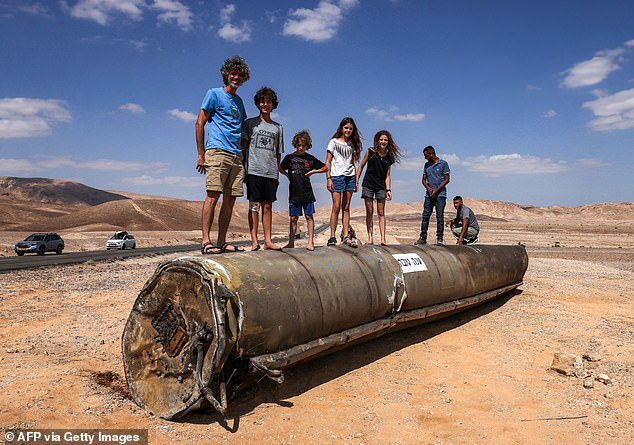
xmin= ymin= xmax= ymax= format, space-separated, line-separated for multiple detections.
xmin=1 ymin=218 xmax=633 ymax=444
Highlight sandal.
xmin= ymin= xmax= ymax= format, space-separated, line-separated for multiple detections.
xmin=201 ymin=242 xmax=222 ymax=255
xmin=343 ymin=236 xmax=358 ymax=248
xmin=220 ymin=242 xmax=245 ymax=253
xmin=327 ymin=236 xmax=337 ymax=246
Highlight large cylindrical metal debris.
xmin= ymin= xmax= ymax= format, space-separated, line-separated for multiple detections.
xmin=122 ymin=243 xmax=528 ymax=419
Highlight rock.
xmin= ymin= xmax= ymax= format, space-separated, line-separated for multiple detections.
xmin=583 ymin=377 xmax=594 ymax=389
xmin=595 ymin=374 xmax=612 ymax=385
xmin=551 ymin=352 xmax=583 ymax=376
xmin=583 ymin=352 xmax=601 ymax=362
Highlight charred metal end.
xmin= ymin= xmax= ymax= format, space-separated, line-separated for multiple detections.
xmin=122 ymin=244 xmax=528 ymax=419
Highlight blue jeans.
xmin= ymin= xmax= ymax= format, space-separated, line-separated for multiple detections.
xmin=420 ymin=196 xmax=446 ymax=241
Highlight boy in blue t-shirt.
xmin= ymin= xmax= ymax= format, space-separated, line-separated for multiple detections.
xmin=280 ymin=129 xmax=327 ymax=251
xmin=415 ymin=145 xmax=451 ymax=245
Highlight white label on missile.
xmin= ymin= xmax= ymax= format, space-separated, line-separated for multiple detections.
xmin=392 ymin=253 xmax=427 ymax=273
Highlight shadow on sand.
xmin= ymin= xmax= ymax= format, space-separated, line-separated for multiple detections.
xmin=175 ymin=289 xmax=521 ymax=431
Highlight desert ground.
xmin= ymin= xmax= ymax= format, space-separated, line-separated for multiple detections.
xmin=1 ymin=198 xmax=633 ymax=444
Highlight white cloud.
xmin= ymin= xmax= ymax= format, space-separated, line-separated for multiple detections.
xmin=283 ymin=0 xmax=359 ymax=42
xmin=0 ymin=98 xmax=71 ymax=139
xmin=45 ymin=156 xmax=169 ymax=172
xmin=576 ymin=158 xmax=607 ymax=168
xmin=394 ymin=113 xmax=425 ymax=122
xmin=398 ymin=151 xmax=459 ymax=171
xmin=219 ymin=4 xmax=235 ymax=23
xmin=582 ymin=87 xmax=634 ymax=131
xmin=625 ymin=39 xmax=634 ymax=47
xmin=168 ymin=108 xmax=197 ymax=122
xmin=544 ymin=109 xmax=557 ymax=118
xmin=561 ymin=48 xmax=623 ymax=88
xmin=591 ymin=88 xmax=608 ymax=98
xmin=152 ymin=0 xmax=193 ymax=31
xmin=217 ymin=4 xmax=251 ymax=42
xmin=0 ymin=158 xmax=40 ymax=173
xmin=400 ymin=151 xmax=605 ymax=176
xmin=120 ymin=103 xmax=145 ymax=113
xmin=66 ymin=0 xmax=145 ymax=25
xmin=19 ymin=2 xmax=54 ymax=17
xmin=463 ymin=154 xmax=569 ymax=176
xmin=65 ymin=0 xmax=192 ymax=30
xmin=366 ymin=107 xmax=391 ymax=121
xmin=0 ymin=156 xmax=169 ymax=175
xmin=122 ymin=175 xmax=201 ymax=187
xmin=366 ymin=106 xmax=425 ymax=123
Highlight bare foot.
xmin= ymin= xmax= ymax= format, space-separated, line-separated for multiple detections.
xmin=264 ymin=243 xmax=283 ymax=251
xmin=283 ymin=243 xmax=294 ymax=249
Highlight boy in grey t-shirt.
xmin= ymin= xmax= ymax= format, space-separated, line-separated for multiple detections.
xmin=241 ymin=87 xmax=284 ymax=251
xmin=449 ymin=195 xmax=480 ymax=245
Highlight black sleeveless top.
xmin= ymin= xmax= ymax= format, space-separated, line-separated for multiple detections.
xmin=362 ymin=148 xmax=393 ymax=191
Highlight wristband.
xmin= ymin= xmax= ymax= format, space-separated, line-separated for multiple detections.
xmin=326 ymin=176 xmax=331 ymax=179
xmin=386 ymin=189 xmax=391 ymax=192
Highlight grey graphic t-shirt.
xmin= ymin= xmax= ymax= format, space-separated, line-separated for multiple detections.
xmin=242 ymin=117 xmax=284 ymax=179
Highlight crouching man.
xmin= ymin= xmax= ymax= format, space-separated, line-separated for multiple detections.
xmin=449 ymin=196 xmax=480 ymax=245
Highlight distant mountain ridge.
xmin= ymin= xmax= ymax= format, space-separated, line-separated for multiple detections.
xmin=0 ymin=176 xmax=128 ymax=206
xmin=1 ymin=177 xmax=633 ymax=232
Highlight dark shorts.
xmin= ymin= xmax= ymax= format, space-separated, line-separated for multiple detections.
xmin=289 ymin=202 xmax=315 ymax=217
xmin=361 ymin=186 xmax=387 ymax=200
xmin=246 ymin=174 xmax=278 ymax=203
xmin=331 ymin=175 xmax=356 ymax=192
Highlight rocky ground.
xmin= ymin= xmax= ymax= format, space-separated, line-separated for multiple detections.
xmin=1 ymin=218 xmax=633 ymax=444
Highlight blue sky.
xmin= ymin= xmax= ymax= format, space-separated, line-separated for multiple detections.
xmin=1 ymin=0 xmax=633 ymax=208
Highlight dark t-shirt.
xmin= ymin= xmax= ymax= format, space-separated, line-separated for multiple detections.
xmin=281 ymin=152 xmax=325 ymax=203
xmin=362 ymin=149 xmax=394 ymax=191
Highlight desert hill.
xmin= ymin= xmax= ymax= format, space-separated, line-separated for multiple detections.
xmin=1 ymin=177 xmax=633 ymax=232
xmin=0 ymin=176 xmax=128 ymax=206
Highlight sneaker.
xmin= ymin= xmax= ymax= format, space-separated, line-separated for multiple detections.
xmin=327 ymin=236 xmax=337 ymax=246
xmin=468 ymin=236 xmax=479 ymax=245
xmin=436 ymin=238 xmax=444 ymax=245
xmin=343 ymin=236 xmax=358 ymax=248
xmin=414 ymin=237 xmax=427 ymax=245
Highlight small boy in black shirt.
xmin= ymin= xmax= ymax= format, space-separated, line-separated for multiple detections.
xmin=279 ymin=129 xmax=327 ymax=250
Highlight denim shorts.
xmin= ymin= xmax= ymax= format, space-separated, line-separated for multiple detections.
xmin=331 ymin=175 xmax=356 ymax=192
xmin=289 ymin=201 xmax=315 ymax=217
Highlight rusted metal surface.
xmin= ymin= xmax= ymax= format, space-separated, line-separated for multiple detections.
xmin=122 ymin=244 xmax=528 ymax=419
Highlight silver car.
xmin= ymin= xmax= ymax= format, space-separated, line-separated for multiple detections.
xmin=15 ymin=233 xmax=64 ymax=256
xmin=106 ymin=231 xmax=136 ymax=250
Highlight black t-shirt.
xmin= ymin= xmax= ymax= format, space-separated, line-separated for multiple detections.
xmin=281 ymin=152 xmax=325 ymax=203
xmin=362 ymin=149 xmax=394 ymax=191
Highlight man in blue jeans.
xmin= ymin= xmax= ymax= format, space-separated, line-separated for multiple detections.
xmin=415 ymin=145 xmax=450 ymax=245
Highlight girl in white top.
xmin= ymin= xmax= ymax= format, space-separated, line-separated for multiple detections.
xmin=325 ymin=117 xmax=362 ymax=247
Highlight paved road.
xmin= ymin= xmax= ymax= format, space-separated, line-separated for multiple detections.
xmin=0 ymin=223 xmax=330 ymax=272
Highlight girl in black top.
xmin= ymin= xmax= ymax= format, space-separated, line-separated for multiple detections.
xmin=355 ymin=130 xmax=401 ymax=245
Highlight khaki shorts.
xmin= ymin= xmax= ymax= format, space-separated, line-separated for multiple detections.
xmin=205 ymin=149 xmax=245 ymax=197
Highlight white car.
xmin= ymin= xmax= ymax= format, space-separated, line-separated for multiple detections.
xmin=106 ymin=231 xmax=136 ymax=250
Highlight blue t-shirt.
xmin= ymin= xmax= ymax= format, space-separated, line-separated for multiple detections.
xmin=200 ymin=87 xmax=246 ymax=156
xmin=424 ymin=158 xmax=450 ymax=198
